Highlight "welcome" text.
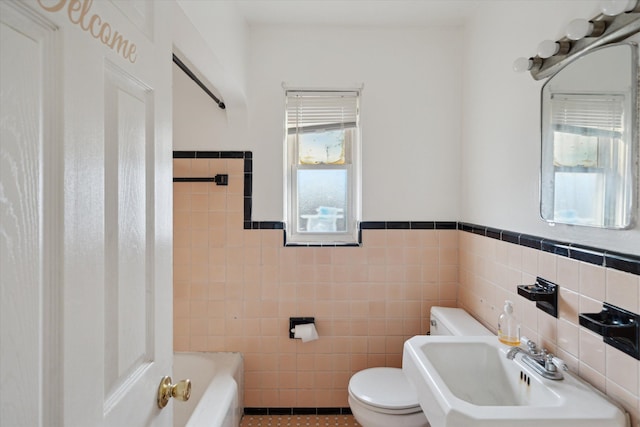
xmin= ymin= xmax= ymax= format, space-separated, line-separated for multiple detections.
xmin=37 ymin=0 xmax=138 ymax=63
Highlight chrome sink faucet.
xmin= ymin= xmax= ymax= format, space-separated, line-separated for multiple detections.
xmin=506 ymin=337 xmax=567 ymax=380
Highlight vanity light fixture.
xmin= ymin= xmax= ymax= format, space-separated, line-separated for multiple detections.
xmin=512 ymin=56 xmax=542 ymax=73
xmin=566 ymin=18 xmax=607 ymax=40
xmin=600 ymin=0 xmax=639 ymax=16
xmin=515 ymin=4 xmax=640 ymax=79
xmin=537 ymin=40 xmax=571 ymax=58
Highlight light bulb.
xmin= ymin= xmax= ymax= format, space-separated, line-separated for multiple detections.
xmin=537 ymin=40 xmax=560 ymax=58
xmin=566 ymin=19 xmax=594 ymax=40
xmin=513 ymin=57 xmax=533 ymax=72
xmin=600 ymin=0 xmax=638 ymax=16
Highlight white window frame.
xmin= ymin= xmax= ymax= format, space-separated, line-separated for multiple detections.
xmin=284 ymin=89 xmax=362 ymax=245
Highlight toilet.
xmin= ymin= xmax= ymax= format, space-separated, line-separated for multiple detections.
xmin=348 ymin=307 xmax=492 ymax=427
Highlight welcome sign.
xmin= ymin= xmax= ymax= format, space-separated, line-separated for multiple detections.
xmin=37 ymin=0 xmax=138 ymax=63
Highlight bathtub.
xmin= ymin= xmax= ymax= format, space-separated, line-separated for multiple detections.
xmin=173 ymin=352 xmax=244 ymax=427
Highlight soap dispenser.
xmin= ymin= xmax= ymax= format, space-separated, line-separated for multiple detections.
xmin=498 ymin=300 xmax=520 ymax=346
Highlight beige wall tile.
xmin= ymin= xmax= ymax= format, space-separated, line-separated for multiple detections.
xmin=537 ymin=251 xmax=557 ymax=282
xmin=557 ymin=257 xmax=580 ymax=292
xmin=558 ymin=288 xmax=579 ymax=324
xmin=606 ymin=346 xmax=639 ymax=395
xmin=521 ymin=247 xmax=538 ymax=275
xmin=606 ymin=268 xmax=639 ymax=314
xmin=579 ymin=262 xmax=606 ymax=301
xmin=173 ymin=162 xmax=639 ymax=412
xmin=173 ymin=159 xmax=192 ymax=176
xmin=579 ymin=329 xmax=606 ymax=374
xmin=557 ymin=318 xmax=579 ymax=357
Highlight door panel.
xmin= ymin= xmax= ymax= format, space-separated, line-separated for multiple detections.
xmin=1 ymin=1 xmax=173 ymax=426
xmin=0 ymin=3 xmax=62 ymax=426
xmin=103 ymin=63 xmax=155 ymax=415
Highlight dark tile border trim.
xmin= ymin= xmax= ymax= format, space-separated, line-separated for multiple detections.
xmin=243 ymin=407 xmax=352 ymax=416
xmin=458 ymin=222 xmax=640 ymax=276
xmin=173 ymin=153 xmax=639 ymax=276
xmin=173 ymin=151 xmax=281 ymax=231
xmin=359 ymin=221 xmax=457 ymax=230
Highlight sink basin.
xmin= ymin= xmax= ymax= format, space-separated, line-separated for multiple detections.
xmin=402 ymin=336 xmax=628 ymax=427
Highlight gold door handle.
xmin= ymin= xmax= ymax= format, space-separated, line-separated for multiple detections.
xmin=157 ymin=376 xmax=191 ymax=409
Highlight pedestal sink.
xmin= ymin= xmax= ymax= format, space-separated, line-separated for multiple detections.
xmin=402 ymin=336 xmax=628 ymax=427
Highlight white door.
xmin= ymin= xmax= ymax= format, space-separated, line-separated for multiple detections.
xmin=0 ymin=1 xmax=173 ymax=426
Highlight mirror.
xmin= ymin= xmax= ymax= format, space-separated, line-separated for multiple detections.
xmin=541 ymin=43 xmax=638 ymax=229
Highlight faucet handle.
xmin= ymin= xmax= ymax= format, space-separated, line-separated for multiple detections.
xmin=544 ymin=352 xmax=556 ymax=372
xmin=520 ymin=336 xmax=539 ymax=354
xmin=552 ymin=356 xmax=568 ymax=372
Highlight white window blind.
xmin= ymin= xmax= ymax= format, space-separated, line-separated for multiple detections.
xmin=551 ymin=93 xmax=624 ymax=135
xmin=286 ymin=91 xmax=359 ymax=133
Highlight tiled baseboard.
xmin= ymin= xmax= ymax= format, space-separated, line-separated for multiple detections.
xmin=244 ymin=408 xmax=352 ymax=416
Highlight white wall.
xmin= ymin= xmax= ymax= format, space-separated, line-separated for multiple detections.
xmin=461 ymin=0 xmax=640 ymax=255
xmin=173 ymin=62 xmax=230 ymax=149
xmin=246 ymin=25 xmax=463 ymax=222
xmin=173 ymin=0 xmax=248 ymax=144
xmin=176 ymin=0 xmax=247 ymax=102
xmin=174 ymin=0 xmax=640 ymax=256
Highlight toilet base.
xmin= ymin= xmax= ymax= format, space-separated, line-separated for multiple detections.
xmin=348 ymin=395 xmax=430 ymax=427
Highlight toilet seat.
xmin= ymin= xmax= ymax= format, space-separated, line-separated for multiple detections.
xmin=348 ymin=367 xmax=422 ymax=415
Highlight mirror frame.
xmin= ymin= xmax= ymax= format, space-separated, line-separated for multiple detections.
xmin=539 ymin=42 xmax=639 ymax=229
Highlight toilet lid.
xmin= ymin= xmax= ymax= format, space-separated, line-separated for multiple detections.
xmin=348 ymin=367 xmax=420 ymax=411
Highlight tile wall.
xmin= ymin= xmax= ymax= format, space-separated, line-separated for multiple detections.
xmin=173 ymin=154 xmax=640 ymax=422
xmin=173 ymin=156 xmax=459 ymax=407
xmin=458 ymin=231 xmax=640 ymax=424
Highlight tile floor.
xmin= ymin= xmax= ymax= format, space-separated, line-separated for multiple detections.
xmin=240 ymin=415 xmax=360 ymax=427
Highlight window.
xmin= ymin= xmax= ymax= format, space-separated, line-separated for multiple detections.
xmin=284 ymin=90 xmax=361 ymax=245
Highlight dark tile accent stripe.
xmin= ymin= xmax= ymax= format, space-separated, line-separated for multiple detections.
xmin=486 ymin=227 xmax=502 ymax=240
xmin=570 ymin=245 xmax=605 ymax=265
xmin=246 ymin=221 xmax=285 ymax=230
xmin=173 ymin=150 xmax=196 ymax=158
xmin=386 ymin=221 xmax=411 ymax=229
xmin=292 ymin=408 xmax=317 ymax=415
xmin=410 ymin=221 xmax=436 ymax=229
xmin=501 ymin=230 xmax=520 ymax=244
xmin=244 ymin=197 xmax=252 ymax=223
xmin=435 ymin=221 xmax=458 ymax=229
xmin=244 ymin=408 xmax=352 ymax=416
xmin=220 ymin=151 xmax=245 ymax=159
xmin=196 ymin=151 xmax=222 ymax=158
xmin=172 ymin=151 xmax=252 ymax=159
xmin=458 ymin=222 xmax=640 ymax=276
xmin=359 ymin=221 xmax=456 ymax=230
xmin=519 ymin=234 xmax=541 ymax=250
xmin=173 ymin=153 xmax=639 ymax=275
xmin=541 ymin=239 xmax=570 ymax=257
xmin=360 ymin=221 xmax=386 ymax=229
xmin=606 ymin=252 xmax=640 ymax=275
xmin=284 ymin=242 xmax=362 ymax=247
xmin=244 ymin=174 xmax=253 ymax=197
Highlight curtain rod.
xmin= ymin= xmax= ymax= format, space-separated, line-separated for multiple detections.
xmin=172 ymin=53 xmax=226 ymax=109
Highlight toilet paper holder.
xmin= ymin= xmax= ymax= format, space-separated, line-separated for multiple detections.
xmin=289 ymin=317 xmax=315 ymax=339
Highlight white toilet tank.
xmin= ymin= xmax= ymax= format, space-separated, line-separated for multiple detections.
xmin=429 ymin=307 xmax=492 ymax=336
